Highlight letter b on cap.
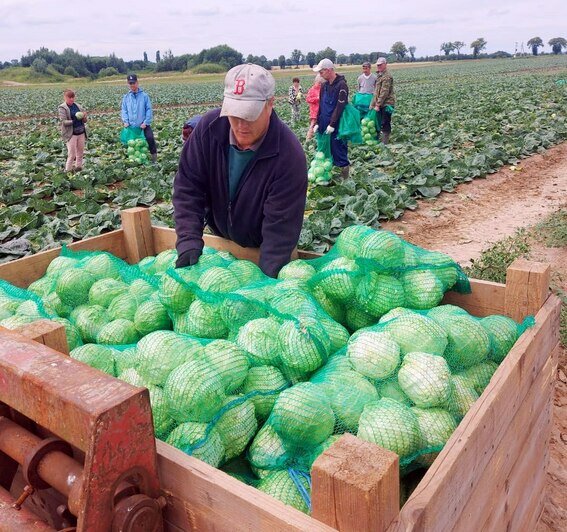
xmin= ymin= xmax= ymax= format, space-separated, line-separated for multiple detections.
xmin=234 ymin=79 xmax=245 ymax=95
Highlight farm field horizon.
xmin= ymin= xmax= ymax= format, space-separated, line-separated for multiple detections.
xmin=1 ymin=55 xmax=566 ymax=262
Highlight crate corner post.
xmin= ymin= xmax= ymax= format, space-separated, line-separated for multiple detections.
xmin=120 ymin=207 xmax=155 ymax=264
xmin=504 ymin=259 xmax=550 ymax=321
xmin=311 ymin=433 xmax=399 ymax=532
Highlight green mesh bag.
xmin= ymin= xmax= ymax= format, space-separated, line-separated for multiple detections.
xmin=352 ymin=92 xmax=373 ymax=117
xmin=70 ymin=344 xmax=117 ymax=376
xmin=256 ymin=470 xmax=311 ymax=514
xmin=308 ymin=133 xmax=333 ymax=185
xmin=362 ymin=109 xmax=380 ymax=145
xmin=277 ymin=225 xmax=470 ymax=333
xmin=0 ymin=279 xmax=55 ymax=325
xmin=337 ymin=103 xmax=362 ymax=144
xmin=166 ymin=422 xmax=225 ymax=467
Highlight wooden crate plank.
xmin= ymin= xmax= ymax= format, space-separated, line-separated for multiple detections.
xmin=121 ymin=207 xmax=155 ymax=263
xmin=442 ymin=278 xmax=505 ymax=317
xmin=152 ymin=226 xmax=177 ymax=254
xmin=311 ymin=433 xmax=399 ymax=532
xmin=504 ymin=259 xmax=550 ymax=321
xmin=9 ymin=320 xmax=69 ymax=355
xmin=480 ymin=401 xmax=551 ymax=531
xmin=0 ymin=230 xmax=126 ymax=288
xmin=453 ymin=355 xmax=554 ymax=530
xmin=156 ymin=440 xmax=334 ymax=532
xmin=389 ymin=294 xmax=561 ymax=532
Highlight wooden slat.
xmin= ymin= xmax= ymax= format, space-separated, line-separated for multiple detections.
xmin=152 ymin=226 xmax=176 ymax=254
xmin=389 ymin=294 xmax=561 ymax=531
xmin=481 ymin=399 xmax=551 ymax=531
xmin=9 ymin=320 xmax=69 ymax=355
xmin=156 ymin=440 xmax=334 ymax=532
xmin=504 ymin=259 xmax=551 ymax=321
xmin=0 ymin=230 xmax=126 ymax=288
xmin=121 ymin=207 xmax=155 ymax=263
xmin=454 ymin=353 xmax=554 ymax=530
xmin=311 ymin=434 xmax=399 ymax=532
xmin=442 ymin=278 xmax=505 ymax=317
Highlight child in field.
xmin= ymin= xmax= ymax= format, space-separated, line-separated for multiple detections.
xmin=182 ymin=115 xmax=202 ymax=143
xmin=288 ymin=77 xmax=303 ymax=125
xmin=305 ymin=75 xmax=324 ymax=139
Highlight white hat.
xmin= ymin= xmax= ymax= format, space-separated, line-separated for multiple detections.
xmin=220 ymin=63 xmax=276 ymax=122
xmin=313 ymin=58 xmax=334 ymax=72
xmin=376 ymin=57 xmax=387 ymax=65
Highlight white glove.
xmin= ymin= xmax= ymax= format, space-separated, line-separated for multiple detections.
xmin=313 ymin=125 xmax=319 ymax=133
xmin=325 ymin=125 xmax=335 ymax=135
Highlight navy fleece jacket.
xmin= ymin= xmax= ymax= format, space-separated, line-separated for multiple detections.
xmin=173 ymin=108 xmax=308 ymax=277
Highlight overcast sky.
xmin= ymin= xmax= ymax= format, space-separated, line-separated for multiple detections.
xmin=1 ymin=0 xmax=566 ymax=62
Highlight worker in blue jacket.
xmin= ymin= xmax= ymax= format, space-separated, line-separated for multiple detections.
xmin=173 ymin=64 xmax=308 ymax=278
xmin=121 ymin=74 xmax=157 ymax=162
xmin=313 ymin=58 xmax=350 ymax=178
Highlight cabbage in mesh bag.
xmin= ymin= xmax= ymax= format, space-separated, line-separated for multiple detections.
xmin=166 ymin=422 xmax=225 ymax=467
xmin=256 ymin=470 xmax=310 ymax=513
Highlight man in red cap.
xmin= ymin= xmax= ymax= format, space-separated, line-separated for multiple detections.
xmin=173 ymin=64 xmax=308 ymax=277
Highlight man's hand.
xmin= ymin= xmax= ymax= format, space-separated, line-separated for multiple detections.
xmin=313 ymin=125 xmax=319 ymax=134
xmin=175 ymin=249 xmax=202 ymax=269
xmin=123 ymin=122 xmax=129 ymax=128
xmin=140 ymin=123 xmax=147 ymax=129
xmin=374 ymin=105 xmax=381 ymax=111
xmin=325 ymin=125 xmax=335 ymax=135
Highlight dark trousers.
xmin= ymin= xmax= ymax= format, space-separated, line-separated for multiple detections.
xmin=143 ymin=125 xmax=157 ymax=154
xmin=330 ymin=130 xmax=349 ymax=168
xmin=378 ymin=109 xmax=392 ymax=133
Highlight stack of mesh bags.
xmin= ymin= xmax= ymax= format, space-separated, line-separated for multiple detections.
xmin=70 ymin=330 xmax=262 ymax=467
xmin=23 ymin=247 xmax=172 ymax=349
xmin=245 ymin=304 xmax=533 ymax=513
xmin=278 ymin=225 xmax=470 ymax=332
xmin=153 ymin=249 xmax=350 ymax=385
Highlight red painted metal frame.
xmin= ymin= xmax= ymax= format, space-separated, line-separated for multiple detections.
xmin=0 ymin=329 xmax=160 ymax=530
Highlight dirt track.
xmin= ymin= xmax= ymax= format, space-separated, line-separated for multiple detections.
xmin=382 ymin=143 xmax=567 ymax=266
xmin=385 ymin=142 xmax=567 ymax=530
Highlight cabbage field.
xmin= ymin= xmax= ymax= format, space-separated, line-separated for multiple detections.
xmin=0 ymin=56 xmax=566 ymax=261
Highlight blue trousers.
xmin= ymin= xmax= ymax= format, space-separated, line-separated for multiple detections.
xmin=329 ymin=130 xmax=349 ymax=167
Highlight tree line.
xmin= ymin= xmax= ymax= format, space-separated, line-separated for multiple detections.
xmin=2 ymin=37 xmax=566 ymax=78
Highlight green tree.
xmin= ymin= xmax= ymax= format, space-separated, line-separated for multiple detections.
xmin=336 ymin=53 xmax=349 ymax=65
xmin=408 ymin=46 xmax=416 ymax=61
xmin=390 ymin=41 xmax=408 ymax=61
xmin=143 ymin=51 xmax=148 ymax=62
xmin=526 ymin=37 xmax=543 ymax=56
xmin=470 ymin=38 xmax=487 ymax=58
xmin=305 ymin=52 xmax=316 ymax=68
xmin=453 ymin=41 xmax=465 ymax=57
xmin=315 ymin=47 xmax=337 ymax=63
xmin=278 ymin=55 xmax=286 ymax=69
xmin=548 ymin=37 xmax=567 ymax=54
xmin=155 ymin=50 xmax=161 ymax=63
xmin=290 ymin=49 xmax=303 ymax=67
xmin=440 ymin=42 xmax=455 ymax=56
xmin=31 ymin=57 xmax=48 ymax=73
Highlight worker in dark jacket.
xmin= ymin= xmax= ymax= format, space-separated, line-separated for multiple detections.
xmin=173 ymin=64 xmax=308 ymax=278
xmin=313 ymin=58 xmax=350 ymax=178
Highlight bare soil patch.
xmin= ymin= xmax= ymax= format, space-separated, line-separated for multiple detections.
xmin=384 ymin=142 xmax=567 ymax=530
xmin=382 ymin=142 xmax=567 ymax=267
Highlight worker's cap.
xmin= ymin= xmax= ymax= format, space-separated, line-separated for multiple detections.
xmin=220 ymin=63 xmax=275 ymax=122
xmin=127 ymin=73 xmax=138 ymax=83
xmin=313 ymin=58 xmax=334 ymax=72
xmin=362 ymin=61 xmax=371 ymax=68
xmin=376 ymin=57 xmax=387 ymax=65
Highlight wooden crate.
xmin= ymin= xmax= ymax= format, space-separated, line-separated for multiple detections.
xmin=0 ymin=207 xmax=561 ymax=532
